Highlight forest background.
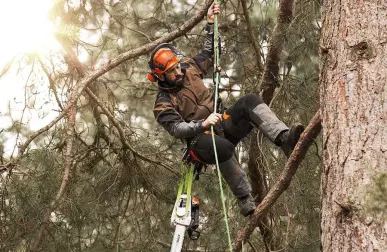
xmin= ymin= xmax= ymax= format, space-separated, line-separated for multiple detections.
xmin=1 ymin=0 xmax=385 ymax=251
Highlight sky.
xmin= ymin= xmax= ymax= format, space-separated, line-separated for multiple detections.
xmin=0 ymin=0 xmax=58 ymax=114
xmin=0 ymin=0 xmax=60 ymax=156
xmin=0 ymin=0 xmax=134 ymax=157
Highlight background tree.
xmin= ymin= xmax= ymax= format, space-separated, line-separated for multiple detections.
xmin=0 ymin=0 xmax=323 ymax=251
xmin=320 ymin=0 xmax=387 ymax=251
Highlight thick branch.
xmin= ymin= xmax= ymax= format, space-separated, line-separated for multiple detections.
xmin=259 ymin=0 xmax=294 ymax=103
xmin=233 ymin=110 xmax=322 ymax=251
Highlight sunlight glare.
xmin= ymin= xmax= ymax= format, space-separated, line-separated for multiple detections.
xmin=0 ymin=0 xmax=61 ymax=158
xmin=0 ymin=0 xmax=59 ymax=67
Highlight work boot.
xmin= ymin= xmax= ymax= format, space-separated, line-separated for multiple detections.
xmin=278 ymin=123 xmax=305 ymax=158
xmin=237 ymin=194 xmax=256 ymax=217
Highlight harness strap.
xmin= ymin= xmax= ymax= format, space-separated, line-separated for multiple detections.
xmin=188 ymin=150 xmax=202 ymax=164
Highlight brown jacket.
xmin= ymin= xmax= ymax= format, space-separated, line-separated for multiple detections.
xmin=153 ymin=24 xmax=215 ymax=139
xmin=170 ymin=58 xmax=214 ymax=121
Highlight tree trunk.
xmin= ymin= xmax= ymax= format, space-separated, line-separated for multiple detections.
xmin=320 ymin=1 xmax=387 ymax=251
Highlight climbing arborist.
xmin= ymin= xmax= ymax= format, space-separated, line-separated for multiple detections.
xmin=148 ymin=3 xmax=304 ymax=217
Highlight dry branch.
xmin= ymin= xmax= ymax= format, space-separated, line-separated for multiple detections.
xmin=85 ymin=88 xmax=179 ymax=177
xmin=37 ymin=57 xmax=64 ymax=110
xmin=233 ymin=110 xmax=322 ymax=251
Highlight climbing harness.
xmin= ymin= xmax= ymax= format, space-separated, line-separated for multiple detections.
xmin=170 ymin=150 xmax=204 ymax=252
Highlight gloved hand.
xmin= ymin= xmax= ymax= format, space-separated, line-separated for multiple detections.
xmin=207 ymin=2 xmax=220 ymax=24
xmin=203 ymin=113 xmax=222 ymax=128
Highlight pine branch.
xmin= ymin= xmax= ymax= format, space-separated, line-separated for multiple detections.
xmin=24 ymin=2 xmax=213 ymax=248
xmin=233 ymin=110 xmax=322 ymax=251
xmin=85 ymin=88 xmax=179 ymax=177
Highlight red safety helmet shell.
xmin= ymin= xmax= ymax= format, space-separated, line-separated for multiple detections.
xmin=147 ymin=43 xmax=181 ymax=82
xmin=151 ymin=48 xmax=180 ymax=75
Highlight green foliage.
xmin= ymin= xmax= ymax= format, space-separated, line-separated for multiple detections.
xmin=1 ymin=150 xmax=62 ymax=250
xmin=366 ymin=173 xmax=387 ymax=219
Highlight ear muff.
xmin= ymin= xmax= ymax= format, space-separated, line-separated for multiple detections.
xmin=147 ymin=72 xmax=159 ymax=82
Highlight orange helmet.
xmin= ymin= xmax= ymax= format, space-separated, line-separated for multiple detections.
xmin=147 ymin=43 xmax=180 ymax=82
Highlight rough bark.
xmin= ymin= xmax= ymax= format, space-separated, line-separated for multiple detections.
xmin=320 ymin=0 xmax=387 ymax=251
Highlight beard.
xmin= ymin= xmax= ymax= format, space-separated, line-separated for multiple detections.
xmin=167 ymin=74 xmax=183 ymax=87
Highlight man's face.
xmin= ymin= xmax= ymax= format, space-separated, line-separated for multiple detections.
xmin=163 ymin=63 xmax=183 ymax=87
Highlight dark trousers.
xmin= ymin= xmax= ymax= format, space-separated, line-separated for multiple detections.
xmin=192 ymin=94 xmax=287 ymax=164
xmin=190 ymin=94 xmax=288 ymax=198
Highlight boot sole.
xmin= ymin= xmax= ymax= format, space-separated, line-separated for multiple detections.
xmin=291 ymin=124 xmax=305 ymax=146
xmin=242 ymin=208 xmax=255 ymax=217
xmin=286 ymin=124 xmax=305 ymax=157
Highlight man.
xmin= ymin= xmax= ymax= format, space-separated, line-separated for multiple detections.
xmin=148 ymin=3 xmax=304 ymax=217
